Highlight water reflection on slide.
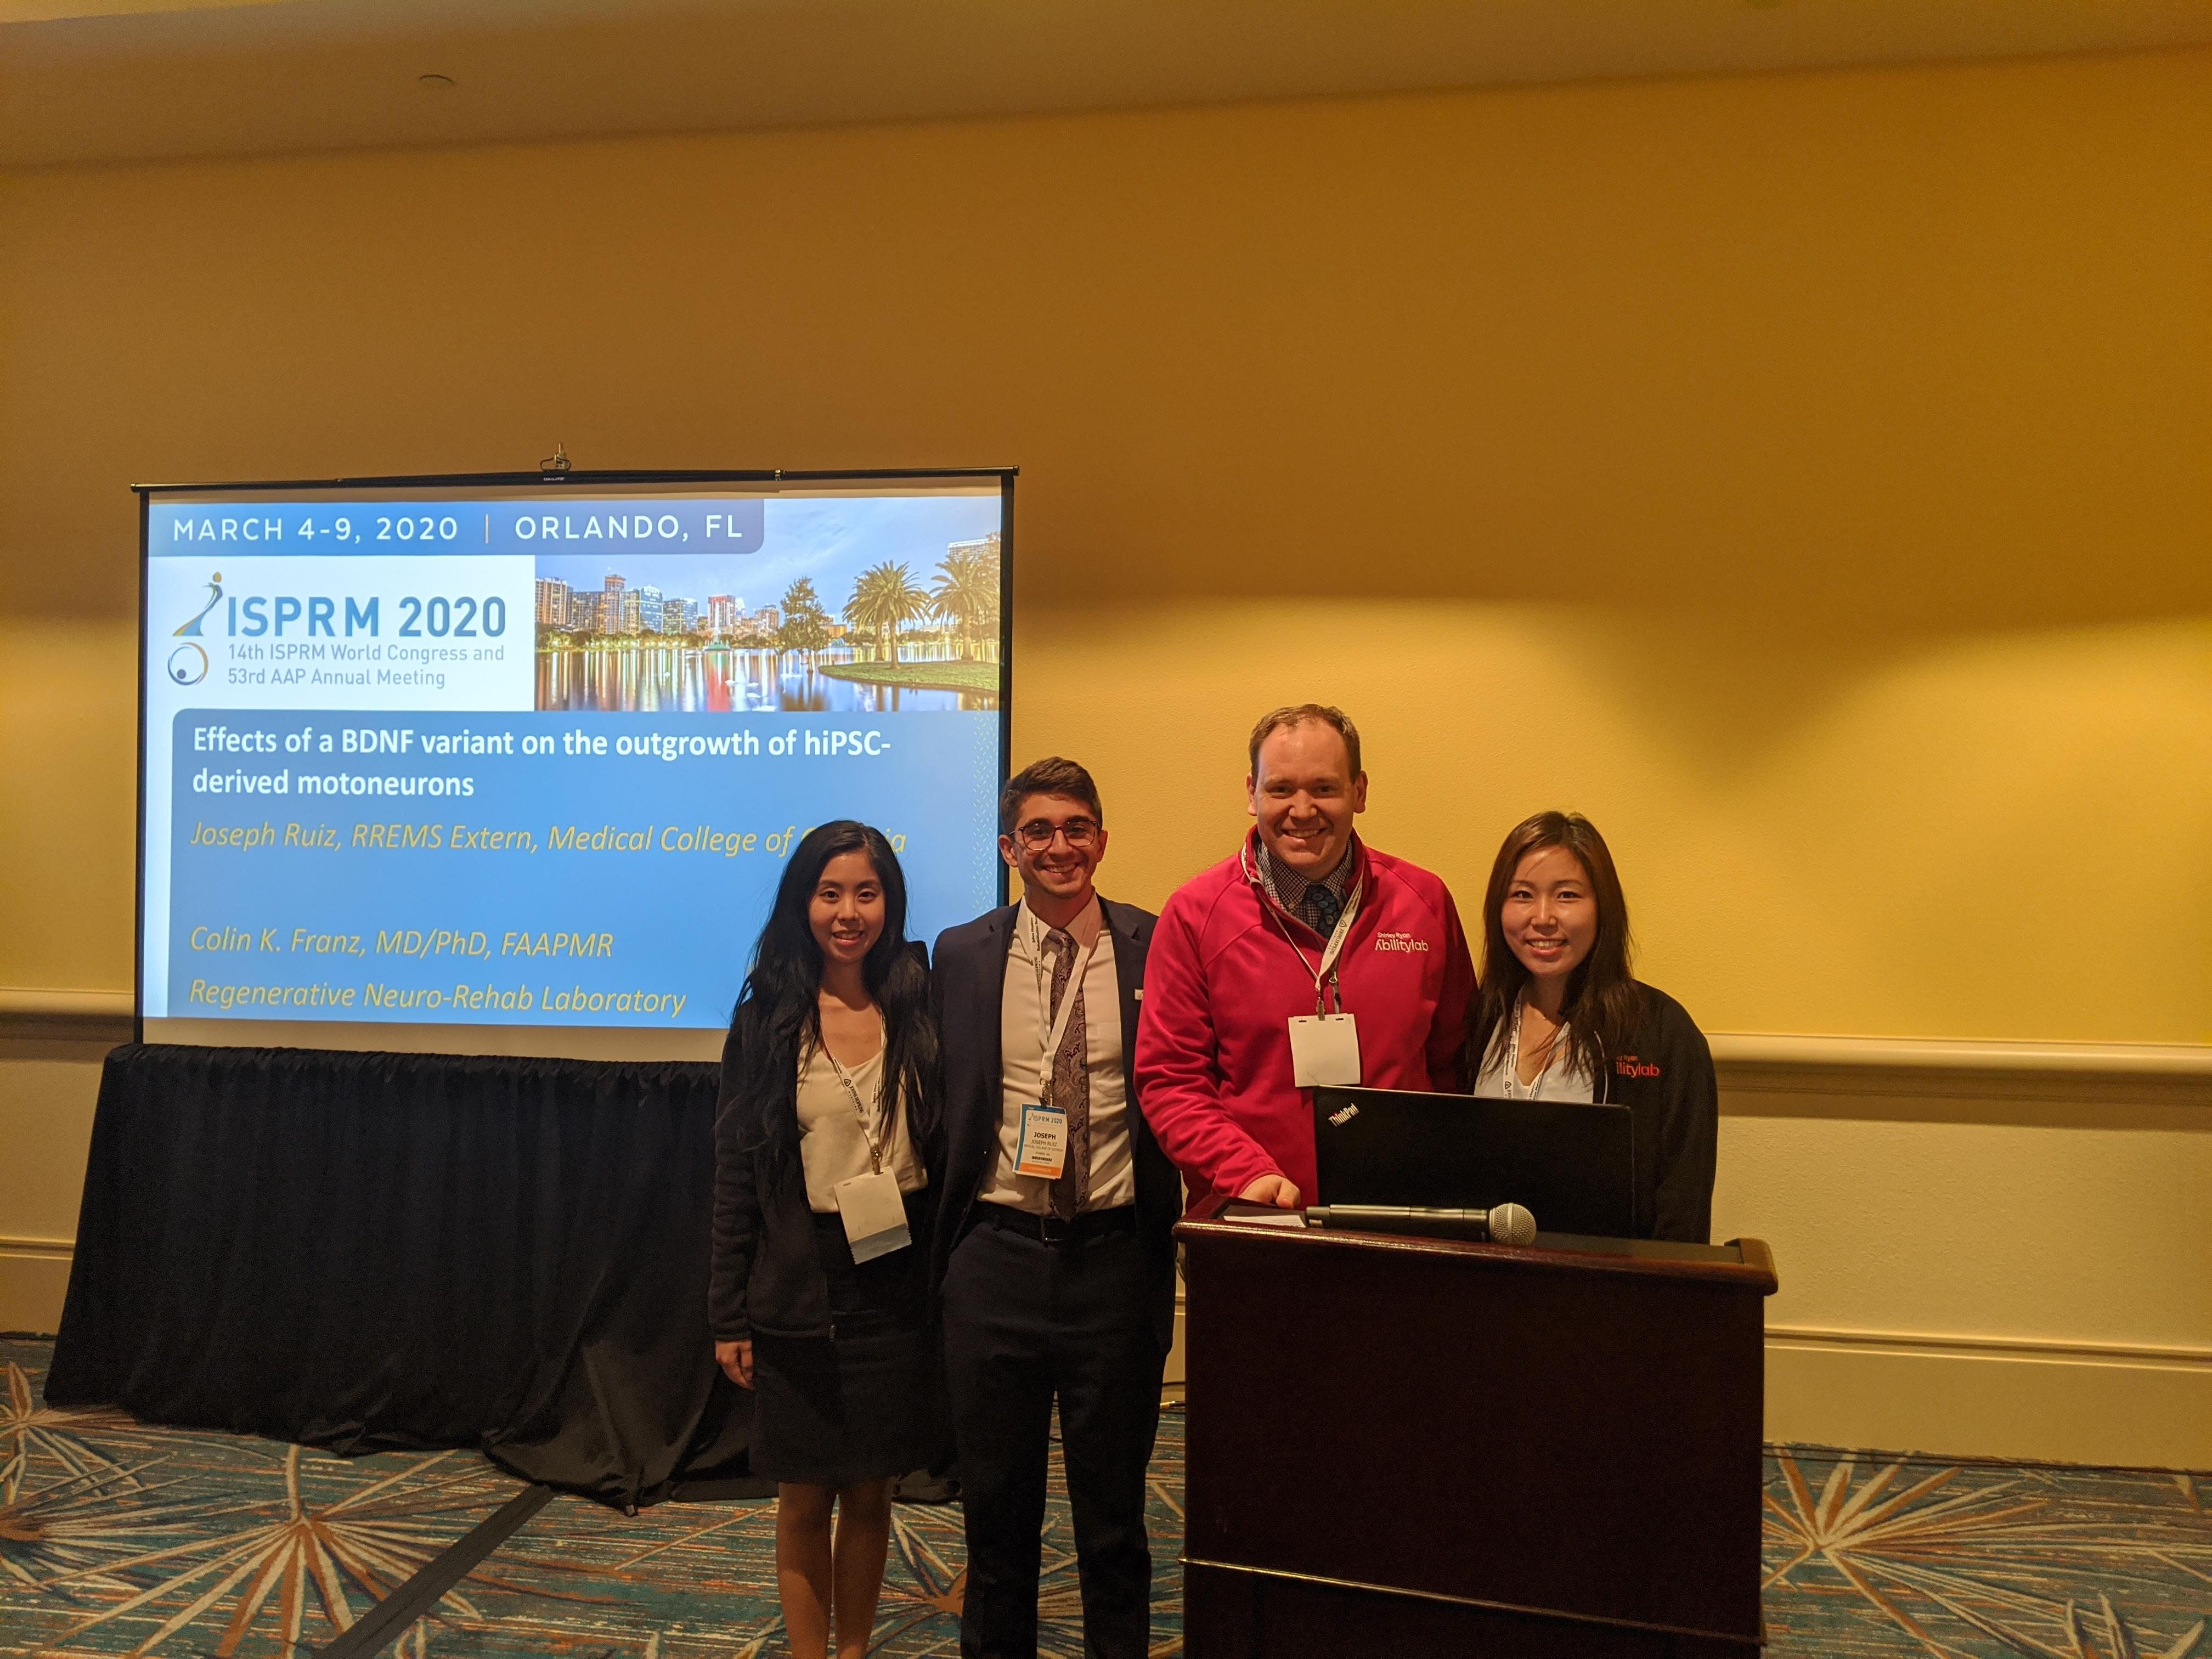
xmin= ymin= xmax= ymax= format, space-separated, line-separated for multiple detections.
xmin=535 ymin=645 xmax=996 ymax=714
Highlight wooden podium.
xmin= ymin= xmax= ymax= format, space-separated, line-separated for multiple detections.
xmin=1175 ymin=1205 xmax=1778 ymax=1657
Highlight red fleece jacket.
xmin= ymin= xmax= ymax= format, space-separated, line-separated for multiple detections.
xmin=1135 ymin=834 xmax=1475 ymax=1211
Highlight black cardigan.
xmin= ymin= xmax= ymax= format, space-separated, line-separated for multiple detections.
xmin=707 ymin=1003 xmax=943 ymax=1345
xmin=1591 ymin=981 xmax=1719 ymax=1243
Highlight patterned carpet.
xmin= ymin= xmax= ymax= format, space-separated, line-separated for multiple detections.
xmin=2 ymin=1336 xmax=2205 ymax=1658
xmin=1762 ymin=1446 xmax=2208 ymax=1657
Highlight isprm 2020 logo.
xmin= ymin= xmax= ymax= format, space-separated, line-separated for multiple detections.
xmin=167 ymin=572 xmax=222 ymax=685
xmin=174 ymin=571 xmax=222 ymax=637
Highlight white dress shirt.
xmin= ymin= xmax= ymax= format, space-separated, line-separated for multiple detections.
xmin=980 ymin=894 xmax=1137 ymax=1214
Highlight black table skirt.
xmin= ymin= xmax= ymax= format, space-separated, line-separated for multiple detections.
xmin=46 ymin=1042 xmax=762 ymax=1509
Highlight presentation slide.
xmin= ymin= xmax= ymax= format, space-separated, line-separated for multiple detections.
xmin=139 ymin=475 xmax=1008 ymax=1058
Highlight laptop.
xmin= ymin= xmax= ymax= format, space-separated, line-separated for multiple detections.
xmin=1311 ymin=1086 xmax=1637 ymax=1239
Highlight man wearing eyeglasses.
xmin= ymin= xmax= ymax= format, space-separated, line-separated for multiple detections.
xmin=930 ymin=756 xmax=1178 ymax=1659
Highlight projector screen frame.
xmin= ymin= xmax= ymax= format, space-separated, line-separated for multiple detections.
xmin=133 ymin=465 xmax=1016 ymax=1050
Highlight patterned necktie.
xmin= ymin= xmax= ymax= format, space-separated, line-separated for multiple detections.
xmin=1307 ymin=883 xmax=1344 ymax=936
xmin=1044 ymin=927 xmax=1091 ymax=1220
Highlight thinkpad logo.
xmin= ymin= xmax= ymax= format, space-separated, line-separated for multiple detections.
xmin=1328 ymin=1103 xmax=1360 ymax=1126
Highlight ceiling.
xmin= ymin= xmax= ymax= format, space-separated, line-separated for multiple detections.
xmin=3 ymin=0 xmax=2208 ymax=169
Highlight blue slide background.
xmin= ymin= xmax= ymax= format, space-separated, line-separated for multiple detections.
xmin=167 ymin=708 xmax=1001 ymax=1028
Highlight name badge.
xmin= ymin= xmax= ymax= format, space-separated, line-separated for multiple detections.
xmin=1288 ymin=1012 xmax=1362 ymax=1087
xmin=1015 ymin=1101 xmax=1068 ymax=1178
xmin=833 ymin=1169 xmax=911 ymax=1263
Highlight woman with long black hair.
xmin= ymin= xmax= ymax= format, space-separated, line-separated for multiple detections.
xmin=1466 ymin=810 xmax=1718 ymax=1243
xmin=710 ymin=820 xmax=941 ymax=1658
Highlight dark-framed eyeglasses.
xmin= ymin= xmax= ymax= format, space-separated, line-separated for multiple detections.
xmin=1014 ymin=818 xmax=1099 ymax=850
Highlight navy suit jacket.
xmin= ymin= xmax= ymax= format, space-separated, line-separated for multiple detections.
xmin=929 ymin=896 xmax=1180 ymax=1352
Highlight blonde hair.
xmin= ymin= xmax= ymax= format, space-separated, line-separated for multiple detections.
xmin=1247 ymin=704 xmax=1362 ymax=777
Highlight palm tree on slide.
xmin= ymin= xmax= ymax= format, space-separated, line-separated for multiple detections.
xmin=844 ymin=562 xmax=925 ymax=662
xmin=930 ymin=544 xmax=999 ymax=661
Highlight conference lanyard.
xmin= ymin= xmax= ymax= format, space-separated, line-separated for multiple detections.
xmin=1240 ymin=840 xmax=1362 ymax=1016
xmin=1025 ymin=907 xmax=1100 ymax=1107
xmin=818 ymin=1024 xmax=913 ymax=1262
xmin=1504 ymin=996 xmax=1570 ymax=1100
xmin=821 ymin=1026 xmax=891 ymax=1175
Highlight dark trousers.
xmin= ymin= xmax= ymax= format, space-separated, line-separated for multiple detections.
xmin=941 ymin=1214 xmax=1166 ymax=1659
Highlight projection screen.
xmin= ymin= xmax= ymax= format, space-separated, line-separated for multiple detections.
xmin=138 ymin=470 xmax=1012 ymax=1060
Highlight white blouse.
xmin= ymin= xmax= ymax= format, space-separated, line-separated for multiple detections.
xmin=1472 ymin=1008 xmax=1597 ymax=1103
xmin=794 ymin=1031 xmax=927 ymax=1214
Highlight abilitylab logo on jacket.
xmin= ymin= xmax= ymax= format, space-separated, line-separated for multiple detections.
xmin=1133 ymin=832 xmax=1476 ymax=1212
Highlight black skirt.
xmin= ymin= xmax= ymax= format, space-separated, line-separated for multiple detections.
xmin=748 ymin=1197 xmax=938 ymax=1487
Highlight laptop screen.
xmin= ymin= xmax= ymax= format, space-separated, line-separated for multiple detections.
xmin=1312 ymin=1086 xmax=1635 ymax=1238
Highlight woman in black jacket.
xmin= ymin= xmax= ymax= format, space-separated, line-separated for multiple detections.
xmin=710 ymin=820 xmax=942 ymax=1659
xmin=1465 ymin=811 xmax=1718 ymax=1242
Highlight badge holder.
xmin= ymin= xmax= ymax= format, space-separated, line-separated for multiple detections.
xmin=1015 ymin=1099 xmax=1068 ymax=1178
xmin=834 ymin=1169 xmax=911 ymax=1263
xmin=1288 ymin=1011 xmax=1362 ymax=1086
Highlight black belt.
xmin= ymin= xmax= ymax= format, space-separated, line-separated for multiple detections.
xmin=973 ymin=1203 xmax=1136 ymax=1245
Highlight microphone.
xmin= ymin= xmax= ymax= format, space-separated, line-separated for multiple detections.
xmin=1305 ymin=1202 xmax=1537 ymax=1247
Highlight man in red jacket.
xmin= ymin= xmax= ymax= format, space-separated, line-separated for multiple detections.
xmin=1135 ymin=704 xmax=1476 ymax=1211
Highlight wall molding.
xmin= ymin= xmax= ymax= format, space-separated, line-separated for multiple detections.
xmin=0 ymin=986 xmax=133 ymax=1045
xmin=1764 ymin=1322 xmax=2212 ymax=1372
xmin=1709 ymin=1031 xmax=2212 ymax=1105
xmin=0 ymin=1234 xmax=75 ymax=1260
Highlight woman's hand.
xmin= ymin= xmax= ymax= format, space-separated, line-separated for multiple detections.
xmin=715 ymin=1338 xmax=754 ymax=1389
xmin=1238 ymin=1173 xmax=1302 ymax=1209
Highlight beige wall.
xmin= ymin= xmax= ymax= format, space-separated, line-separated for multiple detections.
xmin=3 ymin=50 xmax=2207 ymax=1459
xmin=0 ymin=1048 xmax=100 ymax=1332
